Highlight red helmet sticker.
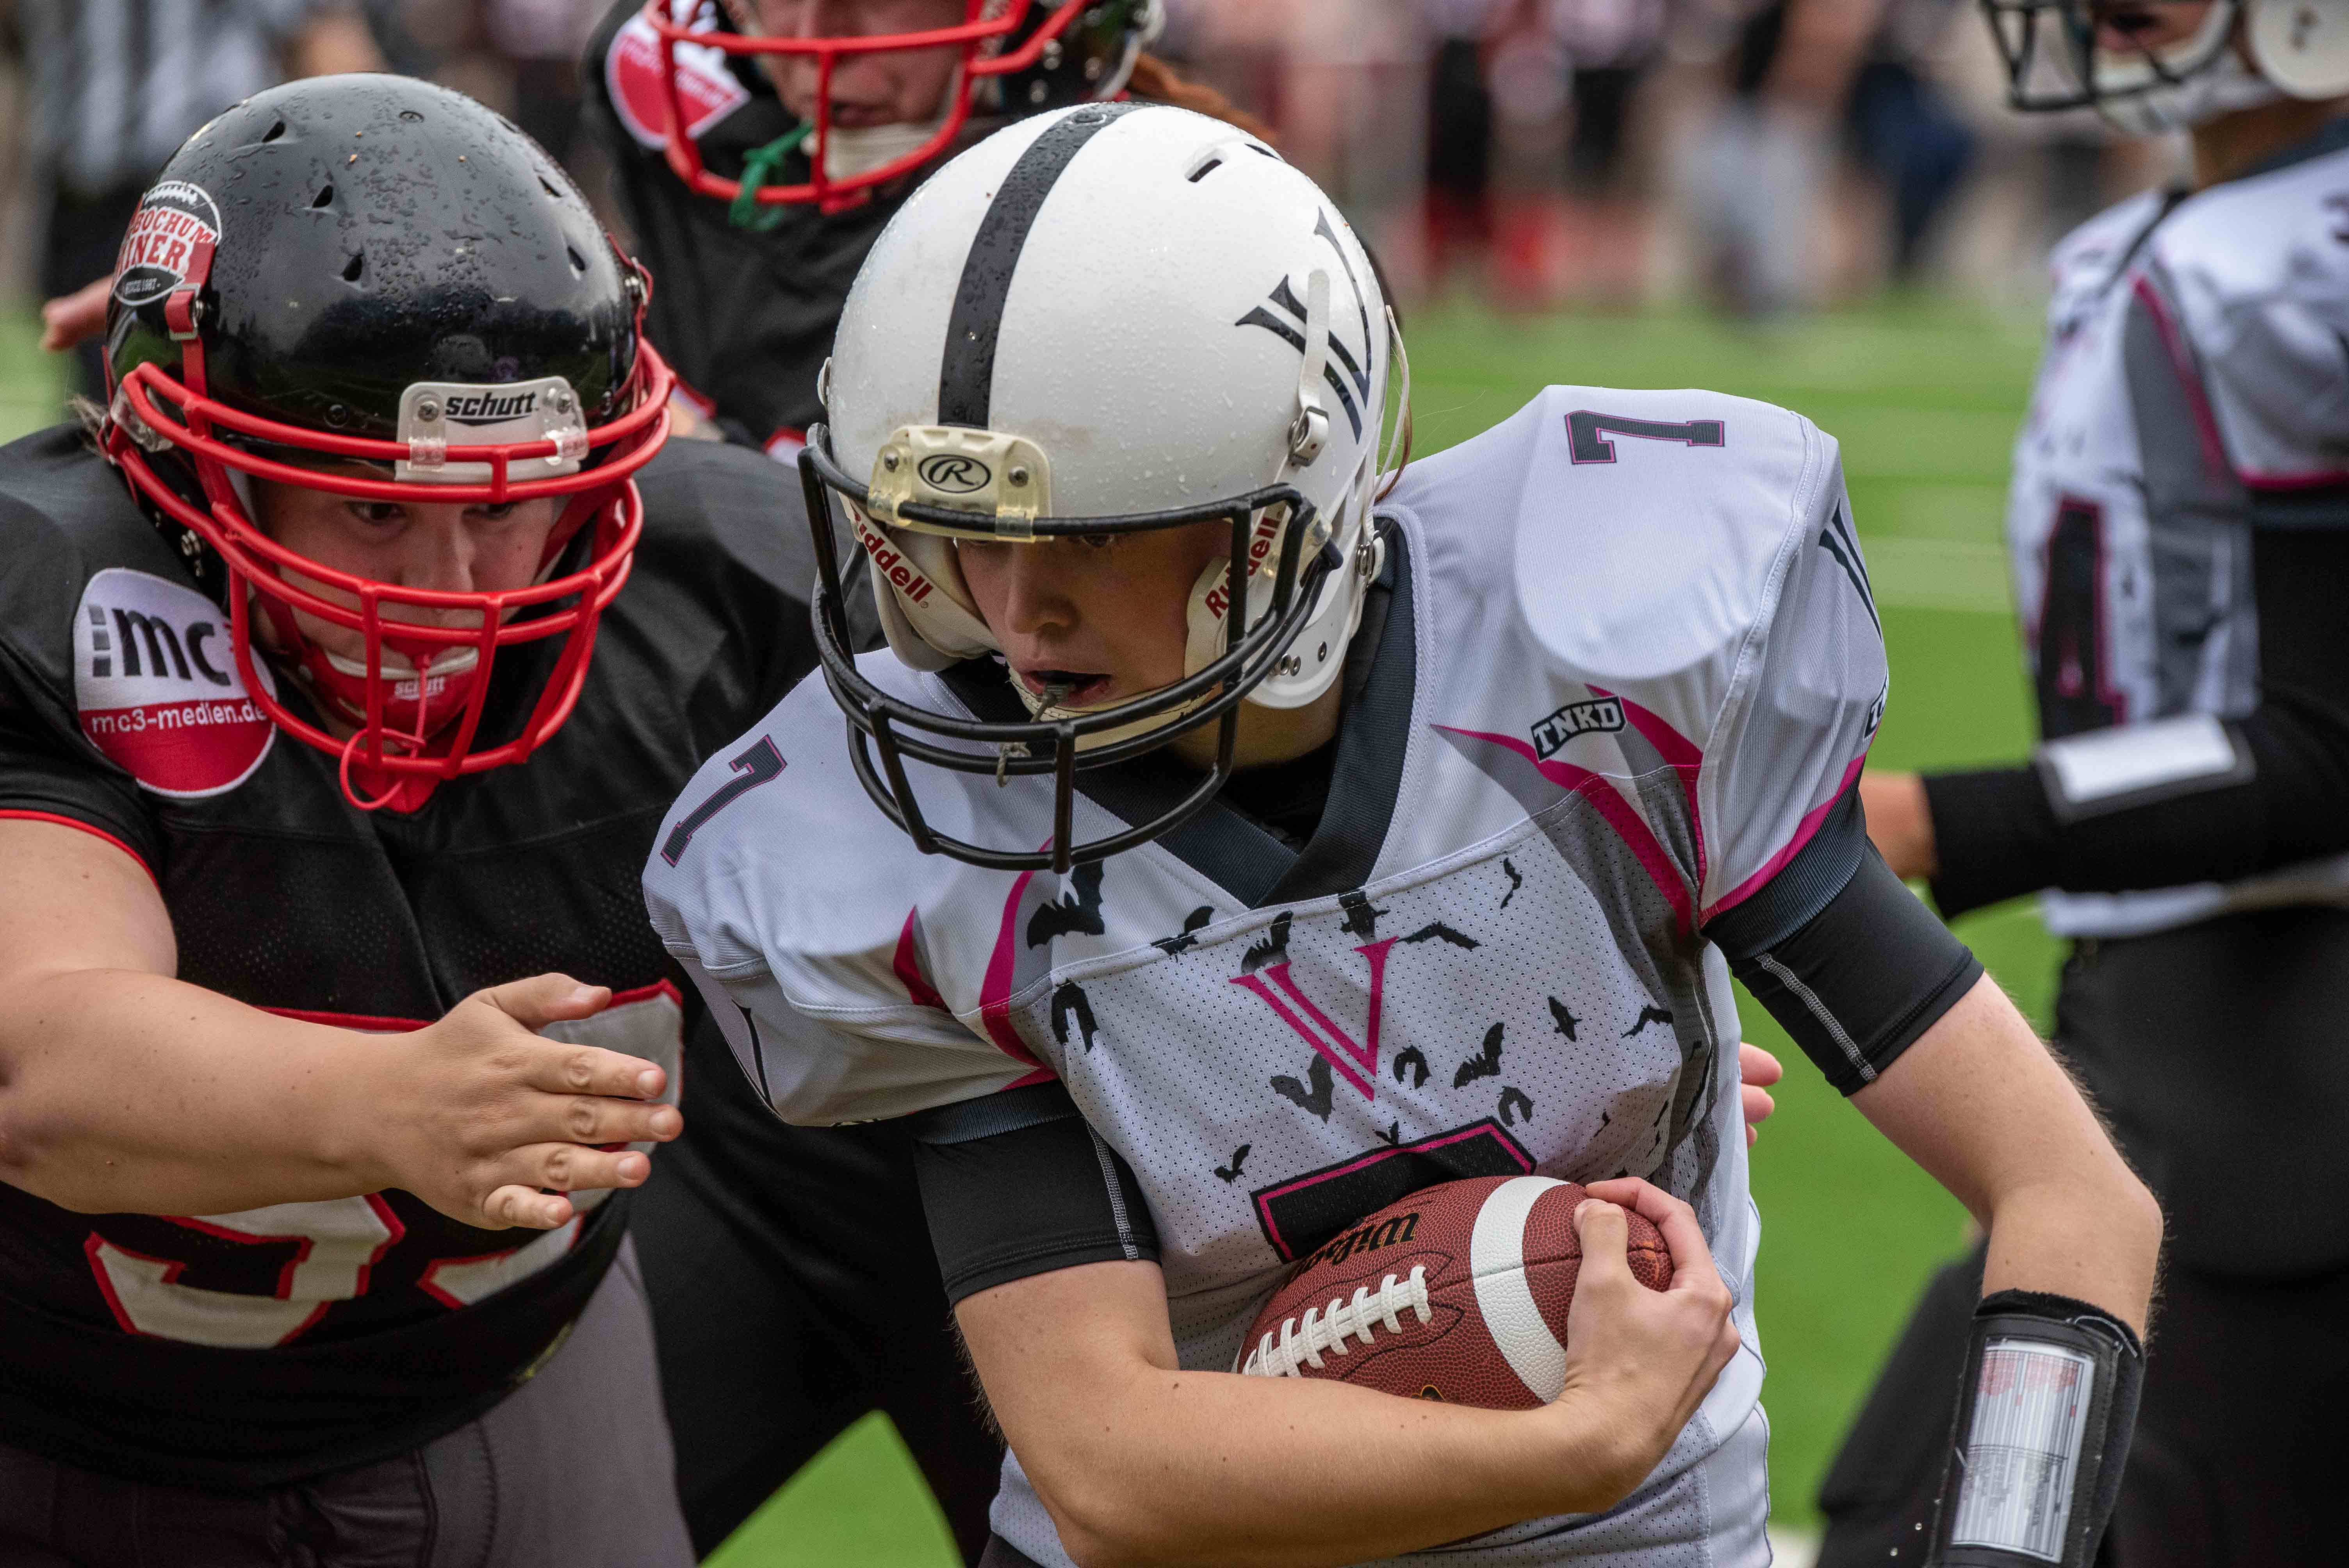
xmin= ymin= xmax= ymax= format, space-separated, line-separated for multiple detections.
xmin=113 ymin=181 xmax=223 ymax=310
xmin=608 ymin=4 xmax=751 ymax=151
xmin=75 ymin=568 xmax=276 ymax=798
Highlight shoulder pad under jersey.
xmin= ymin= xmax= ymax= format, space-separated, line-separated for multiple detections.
xmin=1387 ymin=385 xmax=1886 ymax=920
xmin=2150 ymin=143 xmax=2349 ymax=489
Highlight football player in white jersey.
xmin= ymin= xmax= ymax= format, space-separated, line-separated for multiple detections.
xmin=1826 ymin=5 xmax=2349 ymax=1565
xmin=646 ymin=104 xmax=2159 ymax=1568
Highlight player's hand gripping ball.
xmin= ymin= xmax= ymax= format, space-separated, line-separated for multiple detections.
xmin=1236 ymin=1176 xmax=1671 ymax=1407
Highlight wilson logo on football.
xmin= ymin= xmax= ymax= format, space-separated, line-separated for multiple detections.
xmin=73 ymin=568 xmax=275 ymax=797
xmin=112 ymin=181 xmax=222 ymax=310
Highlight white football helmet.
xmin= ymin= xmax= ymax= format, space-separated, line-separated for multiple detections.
xmin=798 ymin=102 xmax=1405 ymax=872
xmin=1984 ymin=0 xmax=2349 ymax=133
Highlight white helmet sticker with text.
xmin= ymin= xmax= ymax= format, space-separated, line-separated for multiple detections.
xmin=113 ymin=181 xmax=221 ymax=309
xmin=607 ymin=2 xmax=751 ymax=150
xmin=74 ymin=568 xmax=275 ymax=797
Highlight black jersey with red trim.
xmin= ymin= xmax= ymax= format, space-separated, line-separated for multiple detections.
xmin=0 ymin=423 xmax=826 ymax=1490
xmin=583 ymin=0 xmax=912 ymax=455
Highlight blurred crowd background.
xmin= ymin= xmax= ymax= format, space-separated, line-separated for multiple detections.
xmin=0 ymin=0 xmax=2189 ymax=344
xmin=0 ymin=7 xmax=2160 ymax=1559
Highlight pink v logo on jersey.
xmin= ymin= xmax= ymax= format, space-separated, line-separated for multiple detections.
xmin=1231 ymin=938 xmax=1397 ymax=1100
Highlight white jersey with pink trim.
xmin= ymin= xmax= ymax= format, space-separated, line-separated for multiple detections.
xmin=645 ymin=384 xmax=1884 ymax=1565
xmin=2008 ymin=132 xmax=2349 ymax=937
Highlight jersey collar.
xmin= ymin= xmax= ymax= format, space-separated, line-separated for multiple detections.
xmin=937 ymin=518 xmax=1416 ymax=907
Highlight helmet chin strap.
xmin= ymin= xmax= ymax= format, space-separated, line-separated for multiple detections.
xmin=824 ymin=67 xmax=965 ymax=182
xmin=2092 ymin=4 xmax=2284 ymax=134
xmin=2102 ymin=49 xmax=2283 ymax=133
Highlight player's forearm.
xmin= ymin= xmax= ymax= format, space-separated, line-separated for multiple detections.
xmin=1978 ymin=1171 xmax=2161 ymax=1337
xmin=0 ymin=968 xmax=383 ymax=1214
xmin=1021 ymin=1364 xmax=1625 ymax=1568
xmin=1854 ymin=976 xmax=2160 ymax=1333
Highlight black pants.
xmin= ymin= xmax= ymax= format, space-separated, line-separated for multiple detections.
xmin=0 ymin=1240 xmax=691 ymax=1568
xmin=1819 ymin=908 xmax=2349 ymax=1567
xmin=631 ymin=1026 xmax=1001 ymax=1562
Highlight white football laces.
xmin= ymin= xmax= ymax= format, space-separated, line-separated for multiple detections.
xmin=1240 ymin=1265 xmax=1432 ymax=1378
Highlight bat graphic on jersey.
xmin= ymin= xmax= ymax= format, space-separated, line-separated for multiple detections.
xmin=1454 ymin=1022 xmax=1504 ymax=1087
xmin=1051 ymin=980 xmax=1100 ymax=1052
xmin=1241 ymin=911 xmax=1294 ymax=974
xmin=1548 ymin=996 xmax=1580 ymax=1041
xmin=1026 ymin=861 xmax=1107 ymax=948
xmin=1338 ymin=889 xmax=1387 ymax=939
xmin=1271 ymin=1054 xmax=1336 ymax=1122
xmin=1393 ymin=1045 xmax=1430 ymax=1088
xmin=1213 ymin=1144 xmax=1251 ymax=1182
xmin=1499 ymin=1087 xmax=1535 ymax=1127
xmin=1153 ymin=905 xmax=1215 ymax=956
xmin=1399 ymin=921 xmax=1479 ymax=950
xmin=1499 ymin=858 xmax=1522 ymax=909
xmin=1623 ymin=1005 xmax=1674 ymax=1038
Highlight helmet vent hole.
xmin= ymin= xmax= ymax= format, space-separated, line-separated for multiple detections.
xmin=565 ymin=244 xmax=588 ymax=274
xmin=1185 ymin=155 xmax=1223 ymax=184
xmin=311 ymin=184 xmax=335 ymax=208
xmin=262 ymin=119 xmax=286 ymax=144
xmin=342 ymin=251 xmax=365 ymax=283
xmin=539 ymin=174 xmax=562 ymax=199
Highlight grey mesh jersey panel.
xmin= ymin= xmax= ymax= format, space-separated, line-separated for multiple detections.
xmin=2008 ymin=150 xmax=2349 ymax=938
xmin=645 ymin=385 xmax=1886 ymax=1565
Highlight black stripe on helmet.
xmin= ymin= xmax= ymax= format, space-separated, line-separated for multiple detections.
xmin=937 ymin=102 xmax=1142 ymax=429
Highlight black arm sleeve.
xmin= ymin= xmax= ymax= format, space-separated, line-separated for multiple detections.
xmin=905 ymin=1080 xmax=1160 ymax=1306
xmin=1708 ymin=791 xmax=1983 ymax=1095
xmin=1923 ymin=527 xmax=2349 ymax=919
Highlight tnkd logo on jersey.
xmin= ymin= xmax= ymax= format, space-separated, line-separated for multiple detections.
xmin=1231 ymin=937 xmax=1398 ymax=1101
xmin=1530 ymin=697 xmax=1623 ymax=760
xmin=74 ymin=568 xmax=274 ymax=797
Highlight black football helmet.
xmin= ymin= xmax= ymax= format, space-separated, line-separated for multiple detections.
xmin=103 ymin=74 xmax=672 ymax=806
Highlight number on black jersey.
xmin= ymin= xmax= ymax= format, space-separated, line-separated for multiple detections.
xmin=2036 ymin=497 xmax=2124 ymax=738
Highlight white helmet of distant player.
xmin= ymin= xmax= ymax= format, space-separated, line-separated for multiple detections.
xmin=1982 ymin=0 xmax=2349 ymax=133
xmin=796 ymin=102 xmax=1405 ymax=873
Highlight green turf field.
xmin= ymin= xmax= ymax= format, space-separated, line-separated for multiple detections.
xmin=0 ymin=298 xmax=2056 ymax=1561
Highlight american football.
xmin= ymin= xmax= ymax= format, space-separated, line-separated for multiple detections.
xmin=1237 ymin=1176 xmax=1671 ymax=1408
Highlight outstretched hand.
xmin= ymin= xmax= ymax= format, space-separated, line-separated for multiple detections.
xmin=361 ymin=973 xmax=680 ymax=1231
xmin=39 ymin=276 xmax=110 ymax=354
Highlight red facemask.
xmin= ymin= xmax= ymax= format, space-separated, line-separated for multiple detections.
xmin=634 ymin=0 xmax=1108 ymax=210
xmin=104 ymin=259 xmax=674 ymax=811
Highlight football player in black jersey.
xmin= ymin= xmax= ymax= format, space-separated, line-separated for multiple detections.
xmin=577 ymin=4 xmax=1281 ymax=1554
xmin=583 ymin=0 xmax=1263 ymax=456
xmin=0 ymin=74 xmax=866 ymax=1566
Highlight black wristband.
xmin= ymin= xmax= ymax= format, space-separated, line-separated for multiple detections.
xmin=1930 ymin=1290 xmax=2144 ymax=1567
